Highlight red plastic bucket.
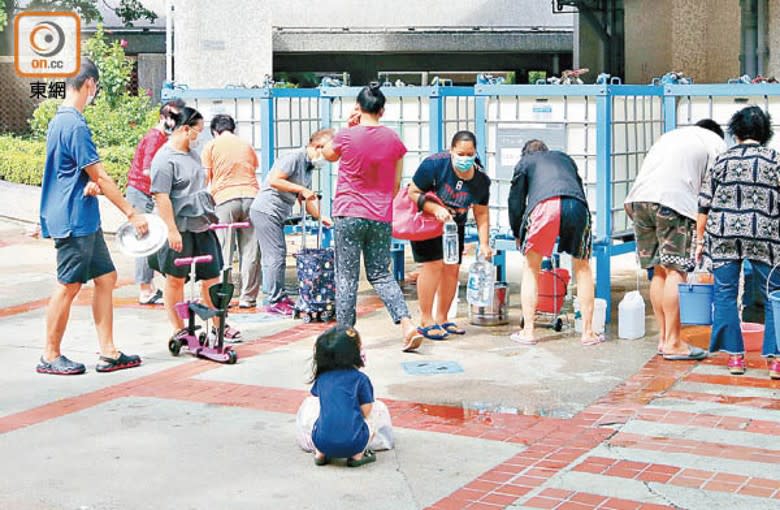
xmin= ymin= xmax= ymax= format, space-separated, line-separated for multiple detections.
xmin=538 ymin=268 xmax=570 ymax=314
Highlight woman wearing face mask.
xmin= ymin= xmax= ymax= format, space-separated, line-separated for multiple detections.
xmin=407 ymin=131 xmax=492 ymax=339
xmin=125 ymin=98 xmax=185 ymax=305
xmin=322 ymin=83 xmax=424 ymax=352
xmin=148 ymin=106 xmax=241 ymax=344
xmin=249 ymin=128 xmax=334 ymax=315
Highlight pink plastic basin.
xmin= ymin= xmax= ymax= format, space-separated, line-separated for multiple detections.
xmin=741 ymin=322 xmax=764 ymax=353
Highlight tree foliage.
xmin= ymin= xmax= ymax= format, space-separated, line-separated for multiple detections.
xmin=1 ymin=0 xmax=157 ymax=31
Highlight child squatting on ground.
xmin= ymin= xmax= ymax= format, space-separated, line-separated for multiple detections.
xmin=309 ymin=326 xmax=377 ymax=467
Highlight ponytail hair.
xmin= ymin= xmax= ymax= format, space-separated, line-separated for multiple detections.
xmin=169 ymin=106 xmax=203 ymax=130
xmin=357 ymin=82 xmax=385 ymax=114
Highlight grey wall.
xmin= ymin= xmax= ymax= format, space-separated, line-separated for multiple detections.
xmin=270 ymin=0 xmax=573 ymax=28
xmin=174 ymin=0 xmax=272 ymax=88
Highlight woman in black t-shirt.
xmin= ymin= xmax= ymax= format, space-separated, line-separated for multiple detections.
xmin=407 ymin=131 xmax=492 ymax=340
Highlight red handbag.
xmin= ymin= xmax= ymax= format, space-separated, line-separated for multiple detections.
xmin=392 ymin=186 xmax=445 ymax=241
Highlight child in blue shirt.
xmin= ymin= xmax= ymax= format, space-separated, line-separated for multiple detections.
xmin=310 ymin=326 xmax=376 ymax=467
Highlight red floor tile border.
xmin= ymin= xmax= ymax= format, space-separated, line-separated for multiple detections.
xmin=683 ymin=372 xmax=780 ymax=389
xmin=0 ymin=297 xmax=387 ymax=435
xmin=571 ymin=456 xmax=780 ymax=497
xmin=634 ymin=408 xmax=780 ymax=435
xmin=517 ymin=489 xmax=675 ymax=510
xmin=662 ymin=390 xmax=780 ymax=411
xmin=608 ymin=432 xmax=780 ymax=464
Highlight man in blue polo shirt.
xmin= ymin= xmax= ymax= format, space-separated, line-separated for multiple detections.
xmin=38 ymin=58 xmax=148 ymax=375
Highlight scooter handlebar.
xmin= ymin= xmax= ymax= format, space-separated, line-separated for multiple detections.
xmin=174 ymin=254 xmax=214 ymax=267
xmin=209 ymin=222 xmax=251 ymax=230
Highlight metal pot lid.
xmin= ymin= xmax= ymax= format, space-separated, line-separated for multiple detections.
xmin=116 ymin=213 xmax=168 ymax=258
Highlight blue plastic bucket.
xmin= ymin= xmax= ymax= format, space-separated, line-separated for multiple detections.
xmin=678 ymin=283 xmax=714 ymax=325
xmin=769 ymin=290 xmax=780 ymax=347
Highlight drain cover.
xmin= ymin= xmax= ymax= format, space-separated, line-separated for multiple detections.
xmin=401 ymin=361 xmax=464 ymax=375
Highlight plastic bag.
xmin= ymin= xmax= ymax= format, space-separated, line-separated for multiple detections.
xmin=295 ymin=396 xmax=395 ymax=452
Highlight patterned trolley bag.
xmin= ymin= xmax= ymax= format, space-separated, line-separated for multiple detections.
xmin=293 ymin=196 xmax=336 ymax=323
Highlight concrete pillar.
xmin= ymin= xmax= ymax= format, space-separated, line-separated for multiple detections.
xmin=173 ymin=0 xmax=272 ymax=88
xmin=670 ymin=0 xmax=708 ymax=79
xmin=705 ymin=0 xmax=741 ymax=81
xmin=624 ymin=0 xmax=672 ymax=83
xmin=768 ymin=0 xmax=780 ymax=76
xmin=138 ymin=54 xmax=166 ymax=104
xmin=625 ymin=0 xmax=740 ymax=83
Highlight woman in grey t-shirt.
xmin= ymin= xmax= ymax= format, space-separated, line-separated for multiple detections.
xmin=249 ymin=128 xmax=333 ymax=315
xmin=149 ymin=106 xmax=241 ymax=342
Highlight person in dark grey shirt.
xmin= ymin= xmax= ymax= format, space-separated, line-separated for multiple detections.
xmin=149 ymin=106 xmax=242 ymax=342
xmin=250 ymin=128 xmax=334 ymax=315
xmin=507 ymin=140 xmax=601 ymax=346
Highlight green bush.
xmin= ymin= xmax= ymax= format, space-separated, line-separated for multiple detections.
xmin=30 ymin=95 xmax=158 ymax=147
xmin=29 ymin=23 xmax=158 ymax=146
xmin=0 ymin=135 xmax=134 ymax=191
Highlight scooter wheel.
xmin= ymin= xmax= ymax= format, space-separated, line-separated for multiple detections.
xmin=302 ymin=314 xmax=312 ymax=324
xmin=168 ymin=338 xmax=182 ymax=357
xmin=226 ymin=350 xmax=238 ymax=365
xmin=554 ymin=318 xmax=563 ymax=332
xmin=519 ymin=317 xmax=525 ymax=329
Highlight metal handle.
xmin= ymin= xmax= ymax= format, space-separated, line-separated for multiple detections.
xmin=174 ymin=255 xmax=213 ymax=267
xmin=766 ymin=263 xmax=780 ymax=300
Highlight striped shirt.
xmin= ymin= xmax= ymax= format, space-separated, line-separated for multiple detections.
xmin=698 ymin=143 xmax=780 ymax=268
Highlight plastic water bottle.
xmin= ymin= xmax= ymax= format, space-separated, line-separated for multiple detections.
xmin=467 ymin=255 xmax=494 ymax=307
xmin=442 ymin=221 xmax=459 ymax=265
xmin=618 ymin=291 xmax=646 ymax=339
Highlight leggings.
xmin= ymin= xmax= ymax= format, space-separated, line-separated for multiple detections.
xmin=334 ymin=217 xmax=410 ymax=327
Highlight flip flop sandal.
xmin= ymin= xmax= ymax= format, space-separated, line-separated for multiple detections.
xmin=346 ymin=449 xmax=376 ymax=467
xmin=139 ymin=289 xmax=163 ymax=305
xmin=441 ymin=322 xmax=466 ymax=335
xmin=214 ymin=324 xmax=242 ymax=343
xmin=402 ymin=333 xmax=424 ymax=353
xmin=510 ymin=331 xmax=538 ymax=345
xmin=662 ymin=347 xmax=708 ymax=361
xmin=417 ymin=325 xmax=449 ymax=341
xmin=314 ymin=455 xmax=329 ymax=466
xmin=580 ymin=334 xmax=606 ymax=346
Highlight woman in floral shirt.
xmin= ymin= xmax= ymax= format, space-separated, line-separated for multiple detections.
xmin=697 ymin=106 xmax=780 ymax=379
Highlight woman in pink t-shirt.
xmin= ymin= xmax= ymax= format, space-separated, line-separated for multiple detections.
xmin=323 ymin=83 xmax=423 ymax=352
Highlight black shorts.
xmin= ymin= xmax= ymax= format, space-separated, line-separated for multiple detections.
xmin=54 ymin=229 xmax=116 ymax=284
xmin=148 ymin=230 xmax=223 ymax=281
xmin=410 ymin=222 xmax=466 ymax=265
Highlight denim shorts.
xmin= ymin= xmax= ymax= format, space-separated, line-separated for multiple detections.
xmin=54 ymin=229 xmax=116 ymax=284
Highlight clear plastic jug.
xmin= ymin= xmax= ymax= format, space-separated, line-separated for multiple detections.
xmin=467 ymin=255 xmax=494 ymax=307
xmin=442 ymin=221 xmax=459 ymax=265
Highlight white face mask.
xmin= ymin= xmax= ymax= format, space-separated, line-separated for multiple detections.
xmin=311 ymin=157 xmax=327 ymax=169
xmin=189 ymin=137 xmax=201 ymax=151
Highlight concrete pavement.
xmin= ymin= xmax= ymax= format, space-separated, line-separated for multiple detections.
xmin=0 ymin=213 xmax=778 ymax=510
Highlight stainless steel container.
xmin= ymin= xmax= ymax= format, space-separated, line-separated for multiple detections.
xmin=468 ymin=281 xmax=509 ymax=326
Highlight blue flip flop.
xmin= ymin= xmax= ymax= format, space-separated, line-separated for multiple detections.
xmin=441 ymin=322 xmax=466 ymax=335
xmin=417 ymin=325 xmax=449 ymax=341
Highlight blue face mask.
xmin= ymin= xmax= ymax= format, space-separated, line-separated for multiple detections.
xmin=452 ymin=154 xmax=475 ymax=172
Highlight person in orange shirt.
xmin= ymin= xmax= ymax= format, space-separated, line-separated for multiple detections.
xmin=201 ymin=114 xmax=261 ymax=310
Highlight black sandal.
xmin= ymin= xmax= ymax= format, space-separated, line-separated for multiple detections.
xmin=314 ymin=455 xmax=329 ymax=466
xmin=346 ymin=449 xmax=376 ymax=467
xmin=96 ymin=352 xmax=142 ymax=373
